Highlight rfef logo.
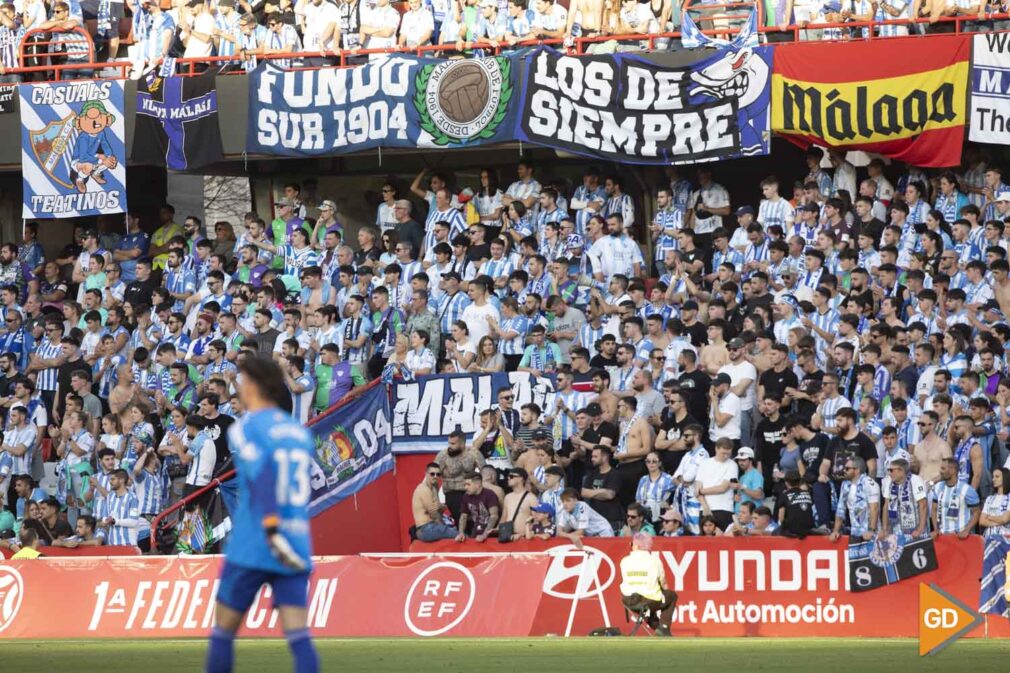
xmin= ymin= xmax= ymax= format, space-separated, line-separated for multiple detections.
xmin=0 ymin=566 xmax=24 ymax=633
xmin=403 ymin=562 xmax=475 ymax=637
xmin=919 ymin=583 xmax=983 ymax=656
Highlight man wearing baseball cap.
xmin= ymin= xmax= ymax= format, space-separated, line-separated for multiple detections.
xmin=619 ymin=532 xmax=676 ymax=636
xmin=718 ymin=337 xmax=757 ymax=445
xmin=657 ymin=509 xmax=685 ymax=537
xmin=734 ymin=447 xmax=764 ymax=511
xmin=709 ymin=372 xmax=741 ymax=445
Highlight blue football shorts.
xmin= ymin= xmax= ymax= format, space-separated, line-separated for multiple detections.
xmin=216 ymin=561 xmax=311 ymax=613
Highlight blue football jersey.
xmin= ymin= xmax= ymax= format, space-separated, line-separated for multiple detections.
xmin=225 ymin=408 xmax=314 ymax=575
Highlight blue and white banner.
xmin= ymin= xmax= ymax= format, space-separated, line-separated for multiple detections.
xmin=391 ymin=372 xmax=555 ymax=454
xmin=248 ymin=55 xmax=517 ymax=157
xmin=680 ymin=6 xmax=759 ymax=50
xmin=308 ymin=383 xmax=393 ymax=516
xmin=19 ymin=80 xmax=127 ymax=219
xmin=969 ymin=32 xmax=1010 ymax=144
xmin=980 ymin=537 xmax=1010 ymax=616
xmin=517 ymin=46 xmax=772 ymax=164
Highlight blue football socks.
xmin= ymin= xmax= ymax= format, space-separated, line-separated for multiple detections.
xmin=286 ymin=628 xmax=320 ymax=673
xmin=205 ymin=626 xmax=236 ymax=673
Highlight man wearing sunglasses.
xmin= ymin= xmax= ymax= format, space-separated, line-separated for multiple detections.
xmin=411 ymin=462 xmax=458 ymax=542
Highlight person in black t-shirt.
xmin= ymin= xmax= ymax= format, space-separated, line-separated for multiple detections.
xmin=655 ymin=387 xmax=698 ymax=475
xmin=758 ymin=344 xmax=798 ymax=413
xmin=197 ymin=394 xmax=235 ymax=474
xmin=676 ymin=349 xmax=710 ymax=424
xmin=776 ymin=471 xmax=817 ymax=537
xmin=787 ymin=416 xmax=832 ymax=527
xmin=786 ymin=349 xmax=823 ymax=423
xmin=589 ymin=334 xmax=618 ymax=370
xmin=581 ymin=445 xmax=624 ymax=530
xmin=679 ymin=301 xmax=709 ymax=349
xmin=822 ymin=408 xmax=878 ymax=483
xmin=755 ymin=393 xmax=787 ymax=494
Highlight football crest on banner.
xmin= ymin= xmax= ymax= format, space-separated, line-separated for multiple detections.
xmin=414 ymin=57 xmax=512 ymax=146
xmin=688 ymin=48 xmax=770 ymax=156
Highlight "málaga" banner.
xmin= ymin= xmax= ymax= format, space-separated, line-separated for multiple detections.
xmin=771 ymin=35 xmax=969 ymax=167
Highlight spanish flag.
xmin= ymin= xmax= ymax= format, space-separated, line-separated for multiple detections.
xmin=772 ymin=35 xmax=969 ymax=168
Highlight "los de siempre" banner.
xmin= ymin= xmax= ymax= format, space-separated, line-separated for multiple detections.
xmin=771 ymin=35 xmax=969 ymax=167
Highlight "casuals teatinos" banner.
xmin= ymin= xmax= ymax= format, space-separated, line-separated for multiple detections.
xmin=19 ymin=80 xmax=127 ymax=218
xmin=247 ymin=55 xmax=517 ymax=156
xmin=516 ymin=46 xmax=772 ymax=164
xmin=772 ymin=35 xmax=969 ymax=167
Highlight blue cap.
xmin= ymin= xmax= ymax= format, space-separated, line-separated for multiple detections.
xmin=531 ymin=502 xmax=556 ymax=517
xmin=736 ymin=205 xmax=756 ymax=217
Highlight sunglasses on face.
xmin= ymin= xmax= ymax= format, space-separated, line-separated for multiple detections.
xmin=428 ymin=472 xmax=441 ymax=477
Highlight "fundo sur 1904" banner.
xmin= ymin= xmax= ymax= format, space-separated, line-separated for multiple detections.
xmin=247 ymin=55 xmax=518 ymax=156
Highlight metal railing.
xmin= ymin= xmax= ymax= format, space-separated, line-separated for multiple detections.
xmin=0 ymin=11 xmax=999 ymax=83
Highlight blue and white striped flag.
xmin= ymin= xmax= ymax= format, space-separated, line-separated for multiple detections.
xmin=19 ymin=80 xmax=128 ymax=219
xmin=980 ymin=537 xmax=1010 ymax=617
xmin=681 ymin=4 xmax=760 ymax=50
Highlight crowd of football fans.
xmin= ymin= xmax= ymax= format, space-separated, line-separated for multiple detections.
xmin=6 ymin=143 xmax=1010 ymax=554
xmin=0 ymin=0 xmax=1005 ymax=82
xmin=409 ymin=145 xmax=1010 ymax=546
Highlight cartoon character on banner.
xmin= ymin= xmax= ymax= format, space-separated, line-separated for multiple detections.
xmin=31 ymin=99 xmax=120 ymax=195
xmin=688 ymin=49 xmax=770 ymax=157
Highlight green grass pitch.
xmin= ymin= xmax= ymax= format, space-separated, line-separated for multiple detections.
xmin=6 ymin=637 xmax=1007 ymax=672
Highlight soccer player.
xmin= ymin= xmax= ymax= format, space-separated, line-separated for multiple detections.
xmin=205 ymin=357 xmax=318 ymax=673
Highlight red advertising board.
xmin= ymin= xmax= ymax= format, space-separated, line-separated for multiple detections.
xmin=0 ymin=537 xmax=996 ymax=639
xmin=415 ymin=536 xmax=988 ymax=638
xmin=0 ymin=555 xmax=548 ymax=639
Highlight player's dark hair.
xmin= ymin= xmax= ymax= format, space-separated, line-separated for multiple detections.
xmin=237 ymin=356 xmax=293 ymax=414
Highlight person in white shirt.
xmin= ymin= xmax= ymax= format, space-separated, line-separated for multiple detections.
xmin=460 ymin=278 xmax=500 ymax=347
xmin=360 ymin=0 xmax=400 ymax=55
xmin=718 ymin=337 xmax=757 ymax=444
xmin=557 ymin=488 xmax=615 ymax=539
xmin=182 ymin=0 xmax=217 ymax=59
xmin=301 ymin=0 xmax=341 ymax=62
xmin=501 ymin=161 xmax=542 ymax=211
xmin=695 ymin=438 xmax=739 ymax=531
xmin=398 ymin=0 xmax=434 ymax=47
xmin=708 ymin=373 xmax=741 ymax=443
xmin=880 ymin=458 xmax=928 ymax=538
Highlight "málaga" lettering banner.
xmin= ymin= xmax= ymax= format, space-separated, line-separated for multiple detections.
xmin=970 ymin=32 xmax=1010 ymax=144
xmin=771 ymin=35 xmax=969 ymax=167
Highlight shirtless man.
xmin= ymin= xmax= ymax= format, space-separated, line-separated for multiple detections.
xmin=565 ymin=0 xmax=604 ymax=38
xmin=616 ymin=395 xmax=652 ymax=462
xmin=480 ymin=465 xmax=506 ymax=510
xmin=412 ymin=462 xmax=459 ymax=542
xmin=614 ymin=395 xmax=652 ymax=503
xmin=699 ymin=320 xmax=730 ymax=376
xmin=109 ymin=364 xmax=147 ymax=416
xmin=592 ymin=369 xmax=620 ymax=425
xmin=300 ymin=266 xmax=336 ymax=315
xmin=501 ymin=467 xmax=539 ymax=540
